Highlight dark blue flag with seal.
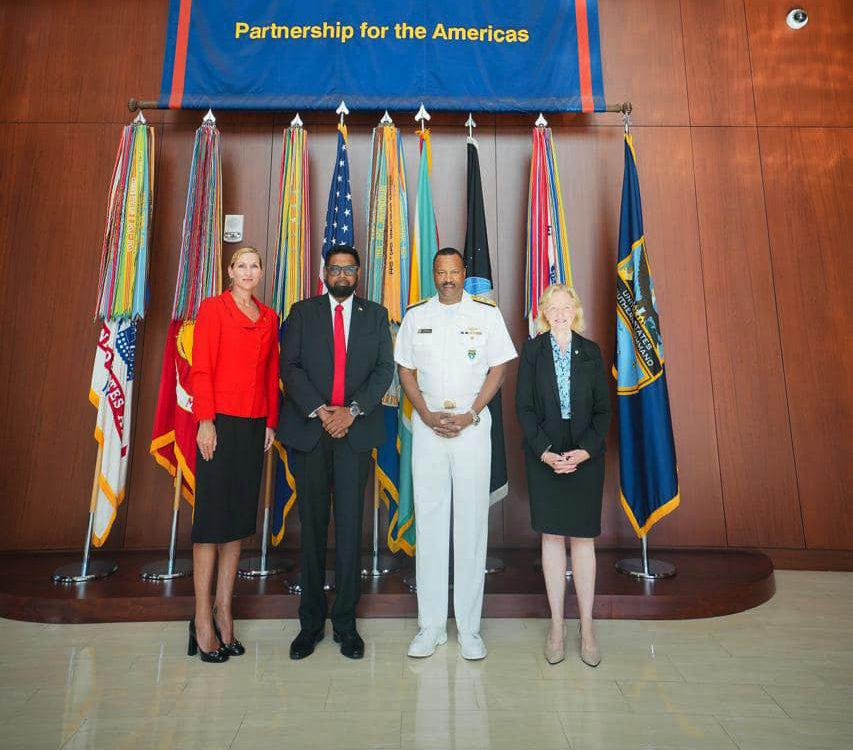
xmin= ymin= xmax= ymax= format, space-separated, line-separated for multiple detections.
xmin=613 ymin=133 xmax=679 ymax=537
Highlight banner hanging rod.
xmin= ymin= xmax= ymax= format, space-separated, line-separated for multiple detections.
xmin=127 ymin=98 xmax=632 ymax=116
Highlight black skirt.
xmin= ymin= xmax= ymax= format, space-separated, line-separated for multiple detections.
xmin=192 ymin=414 xmax=265 ymax=544
xmin=524 ymin=419 xmax=605 ymax=538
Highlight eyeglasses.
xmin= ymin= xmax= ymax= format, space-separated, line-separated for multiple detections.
xmin=327 ymin=265 xmax=358 ymax=277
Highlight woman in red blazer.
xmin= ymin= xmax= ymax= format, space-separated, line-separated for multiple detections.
xmin=188 ymin=247 xmax=279 ymax=663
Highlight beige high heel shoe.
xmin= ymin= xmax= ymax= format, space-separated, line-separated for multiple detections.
xmin=578 ymin=623 xmax=601 ymax=668
xmin=544 ymin=625 xmax=566 ymax=665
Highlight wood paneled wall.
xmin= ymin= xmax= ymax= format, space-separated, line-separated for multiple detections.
xmin=0 ymin=1 xmax=850 ymax=556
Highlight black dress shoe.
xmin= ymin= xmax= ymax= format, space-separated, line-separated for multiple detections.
xmin=333 ymin=629 xmax=365 ymax=659
xmin=290 ymin=628 xmax=324 ymax=660
xmin=187 ymin=620 xmax=229 ymax=663
xmin=213 ymin=621 xmax=245 ymax=656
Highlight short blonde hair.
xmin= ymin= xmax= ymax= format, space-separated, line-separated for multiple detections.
xmin=229 ymin=246 xmax=263 ymax=270
xmin=536 ymin=283 xmax=586 ymax=334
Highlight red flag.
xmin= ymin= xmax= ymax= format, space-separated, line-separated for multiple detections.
xmin=150 ymin=320 xmax=198 ymax=504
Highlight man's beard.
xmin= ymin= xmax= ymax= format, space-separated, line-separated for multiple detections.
xmin=330 ymin=279 xmax=355 ymax=298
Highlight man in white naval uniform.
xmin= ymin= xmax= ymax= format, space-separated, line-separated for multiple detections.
xmin=395 ymin=248 xmax=517 ymax=660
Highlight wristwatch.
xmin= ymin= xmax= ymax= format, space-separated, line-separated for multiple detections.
xmin=349 ymin=402 xmax=362 ymax=418
xmin=468 ymin=408 xmax=480 ymax=426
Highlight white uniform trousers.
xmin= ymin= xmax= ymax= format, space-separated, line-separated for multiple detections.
xmin=411 ymin=407 xmax=492 ymax=636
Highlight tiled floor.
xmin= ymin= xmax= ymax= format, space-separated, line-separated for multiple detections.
xmin=1 ymin=570 xmax=852 ymax=749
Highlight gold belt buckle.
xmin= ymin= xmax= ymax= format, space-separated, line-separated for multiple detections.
xmin=443 ymin=399 xmax=456 ymax=409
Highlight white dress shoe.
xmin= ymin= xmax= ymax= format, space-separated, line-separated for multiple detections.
xmin=407 ymin=628 xmax=448 ymax=658
xmin=458 ymin=632 xmax=487 ymax=660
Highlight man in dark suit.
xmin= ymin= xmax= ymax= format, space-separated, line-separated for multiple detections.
xmin=278 ymin=245 xmax=394 ymax=659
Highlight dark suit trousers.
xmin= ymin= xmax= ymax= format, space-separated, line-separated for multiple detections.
xmin=291 ymin=431 xmax=370 ymax=634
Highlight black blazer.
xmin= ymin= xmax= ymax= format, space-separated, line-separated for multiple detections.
xmin=276 ymin=294 xmax=394 ymax=453
xmin=515 ymin=332 xmax=611 ymax=460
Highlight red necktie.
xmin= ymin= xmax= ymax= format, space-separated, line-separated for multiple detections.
xmin=331 ymin=303 xmax=346 ymax=406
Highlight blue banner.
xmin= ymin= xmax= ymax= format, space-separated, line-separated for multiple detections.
xmin=160 ymin=0 xmax=605 ymax=112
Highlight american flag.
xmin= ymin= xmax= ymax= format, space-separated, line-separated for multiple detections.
xmin=318 ymin=124 xmax=354 ymax=294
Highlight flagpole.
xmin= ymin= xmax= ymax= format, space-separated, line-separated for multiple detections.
xmin=613 ymin=110 xmax=676 ymax=582
xmin=616 ymin=533 xmax=676 ymax=580
xmin=361 ymin=462 xmax=402 ymax=577
xmin=239 ymin=449 xmax=294 ymax=578
xmin=140 ymin=466 xmax=193 ymax=580
xmin=53 ymin=442 xmax=118 ymax=583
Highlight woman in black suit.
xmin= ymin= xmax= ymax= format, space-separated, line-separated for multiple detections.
xmin=516 ymin=284 xmax=611 ymax=667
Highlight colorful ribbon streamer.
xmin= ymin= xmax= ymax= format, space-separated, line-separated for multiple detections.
xmin=273 ymin=125 xmax=311 ymax=318
xmin=524 ymin=126 xmax=573 ymax=337
xmin=95 ymin=123 xmax=155 ymax=320
xmin=172 ymin=121 xmax=222 ymax=320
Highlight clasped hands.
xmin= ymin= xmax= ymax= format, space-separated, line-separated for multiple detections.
xmin=542 ymin=449 xmax=590 ymax=474
xmin=197 ymin=421 xmax=275 ymax=461
xmin=421 ymin=410 xmax=473 ymax=438
xmin=318 ymin=405 xmax=355 ymax=439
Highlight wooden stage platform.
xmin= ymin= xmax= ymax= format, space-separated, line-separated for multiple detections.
xmin=0 ymin=548 xmax=774 ymax=624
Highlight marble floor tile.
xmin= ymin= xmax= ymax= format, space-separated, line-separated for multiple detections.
xmin=233 ymin=709 xmax=402 ymax=749
xmin=762 ymin=685 xmax=853 ymax=723
xmin=617 ymin=680 xmax=787 ymax=718
xmin=401 ymin=709 xmax=570 ymax=750
xmin=719 ymin=716 xmax=853 ymax=750
xmin=558 ymin=710 xmax=738 ymax=750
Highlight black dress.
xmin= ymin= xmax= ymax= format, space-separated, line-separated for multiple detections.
xmin=515 ymin=332 xmax=612 ymax=539
xmin=524 ymin=419 xmax=605 ymax=537
xmin=192 ymin=414 xmax=265 ymax=544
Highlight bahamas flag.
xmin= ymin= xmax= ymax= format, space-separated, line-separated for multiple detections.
xmin=409 ymin=129 xmax=438 ymax=304
xmin=614 ymin=134 xmax=680 ymax=537
xmin=379 ymin=128 xmax=437 ymax=556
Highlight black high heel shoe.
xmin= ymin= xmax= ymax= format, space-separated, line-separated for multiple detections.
xmin=213 ymin=612 xmax=246 ymax=656
xmin=188 ymin=619 xmax=229 ymax=663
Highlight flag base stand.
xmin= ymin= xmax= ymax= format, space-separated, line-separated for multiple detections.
xmin=52 ymin=558 xmax=117 ymax=584
xmin=238 ymin=555 xmax=294 ymax=578
xmin=141 ymin=486 xmax=193 ymax=581
xmin=485 ymin=556 xmax=505 ymax=574
xmin=53 ymin=473 xmax=118 ymax=584
xmin=533 ymin=558 xmax=573 ymax=578
xmin=361 ymin=553 xmax=403 ymax=578
xmin=140 ymin=559 xmax=192 ymax=581
xmin=361 ymin=476 xmax=407 ymax=577
xmin=615 ymin=536 xmax=676 ymax=580
xmin=238 ymin=488 xmax=295 ymax=578
xmin=288 ymin=571 xmax=335 ymax=594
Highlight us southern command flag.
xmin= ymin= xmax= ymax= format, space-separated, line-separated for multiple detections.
xmin=614 ymin=133 xmax=680 ymax=537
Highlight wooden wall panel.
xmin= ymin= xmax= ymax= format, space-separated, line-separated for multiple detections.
xmin=0 ymin=0 xmax=168 ymax=124
xmin=680 ymin=0 xmax=756 ymax=125
xmin=691 ymin=127 xmax=803 ymax=548
xmin=759 ymin=127 xmax=853 ymax=549
xmin=0 ymin=124 xmax=118 ymax=549
xmin=744 ymin=0 xmax=853 ymax=126
xmin=597 ymin=0 xmax=690 ymax=125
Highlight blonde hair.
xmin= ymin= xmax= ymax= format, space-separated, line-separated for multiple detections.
xmin=536 ymin=283 xmax=586 ymax=334
xmin=229 ymin=246 xmax=263 ymax=270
